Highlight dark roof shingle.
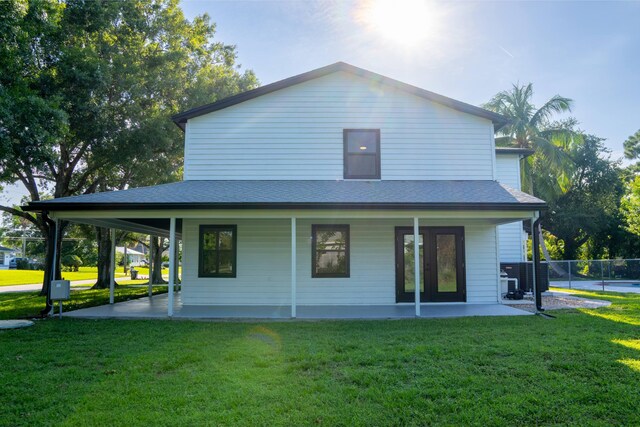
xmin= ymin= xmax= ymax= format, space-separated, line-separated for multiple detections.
xmin=25 ymin=180 xmax=545 ymax=212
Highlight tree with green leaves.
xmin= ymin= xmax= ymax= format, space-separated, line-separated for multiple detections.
xmin=483 ymin=83 xmax=581 ymax=197
xmin=539 ymin=135 xmax=624 ymax=260
xmin=623 ymin=129 xmax=640 ymax=161
xmin=621 ymin=175 xmax=640 ymax=235
xmin=0 ymin=0 xmax=257 ymax=311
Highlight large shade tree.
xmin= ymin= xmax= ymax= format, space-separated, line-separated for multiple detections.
xmin=536 ymin=135 xmax=624 ymax=260
xmin=0 ymin=0 xmax=257 ymax=311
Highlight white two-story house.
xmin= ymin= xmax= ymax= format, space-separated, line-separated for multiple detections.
xmin=27 ymin=62 xmax=545 ymax=318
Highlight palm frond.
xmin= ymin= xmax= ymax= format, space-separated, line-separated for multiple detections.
xmin=539 ymin=128 xmax=584 ymax=151
xmin=531 ymin=135 xmax=576 ymax=194
xmin=530 ymin=95 xmax=573 ymax=128
xmin=494 ymin=136 xmax=515 ymax=147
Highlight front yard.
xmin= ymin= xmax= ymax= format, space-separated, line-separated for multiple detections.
xmin=0 ymin=266 xmax=170 ymax=286
xmin=1 ymin=290 xmax=639 ymax=426
xmin=0 ymin=267 xmax=125 ymax=287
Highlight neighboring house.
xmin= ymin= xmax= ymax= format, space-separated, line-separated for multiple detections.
xmin=25 ymin=62 xmax=546 ymax=317
xmin=0 ymin=246 xmax=16 ymax=269
xmin=116 ymin=246 xmax=146 ymax=267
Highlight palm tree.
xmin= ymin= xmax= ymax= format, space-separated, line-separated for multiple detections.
xmin=484 ymin=83 xmax=582 ymax=271
xmin=483 ymin=83 xmax=581 ymax=198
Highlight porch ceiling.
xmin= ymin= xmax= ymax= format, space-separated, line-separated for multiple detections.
xmin=65 ymin=217 xmax=182 ymax=239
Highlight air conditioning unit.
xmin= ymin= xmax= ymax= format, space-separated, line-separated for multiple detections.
xmin=500 ymin=262 xmax=549 ymax=293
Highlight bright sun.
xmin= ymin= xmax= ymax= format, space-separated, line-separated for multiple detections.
xmin=356 ymin=0 xmax=442 ymax=48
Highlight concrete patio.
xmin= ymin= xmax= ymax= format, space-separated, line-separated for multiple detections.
xmin=63 ymin=293 xmax=532 ymax=320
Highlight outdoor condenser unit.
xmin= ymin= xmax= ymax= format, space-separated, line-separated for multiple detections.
xmin=499 ymin=262 xmax=549 ymax=293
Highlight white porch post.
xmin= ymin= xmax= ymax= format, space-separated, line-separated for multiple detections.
xmin=175 ymin=239 xmax=180 ymax=286
xmin=168 ymin=218 xmax=176 ymax=317
xmin=148 ymin=235 xmax=153 ymax=298
xmin=495 ymin=225 xmax=502 ymax=303
xmin=109 ymin=228 xmax=115 ymax=304
xmin=531 ymin=213 xmax=539 ymax=311
xmin=291 ymin=217 xmax=297 ymax=318
xmin=413 ymin=217 xmax=421 ymax=317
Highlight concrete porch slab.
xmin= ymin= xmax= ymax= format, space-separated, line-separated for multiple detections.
xmin=63 ymin=293 xmax=532 ymax=320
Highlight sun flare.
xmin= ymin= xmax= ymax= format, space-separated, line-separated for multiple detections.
xmin=357 ymin=0 xmax=442 ymax=48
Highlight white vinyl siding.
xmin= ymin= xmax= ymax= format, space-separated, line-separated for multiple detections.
xmin=498 ymin=222 xmax=525 ymax=262
xmin=181 ymin=218 xmax=499 ymax=305
xmin=184 ymin=71 xmax=495 ymax=181
xmin=465 ymin=224 xmax=500 ymax=303
xmin=496 ymin=154 xmax=521 ymax=189
xmin=496 ymin=153 xmax=526 ymax=262
xmin=182 ymin=219 xmax=291 ymax=305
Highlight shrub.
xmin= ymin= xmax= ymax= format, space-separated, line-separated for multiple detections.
xmin=16 ymin=259 xmax=30 ymax=270
xmin=62 ymin=255 xmax=83 ymax=272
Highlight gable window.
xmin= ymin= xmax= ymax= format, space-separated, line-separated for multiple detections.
xmin=199 ymin=225 xmax=237 ymax=277
xmin=344 ymin=129 xmax=380 ymax=179
xmin=312 ymin=224 xmax=350 ymax=278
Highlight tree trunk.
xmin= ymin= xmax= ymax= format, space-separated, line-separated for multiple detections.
xmin=93 ymin=227 xmax=114 ymax=289
xmin=40 ymin=217 xmax=64 ymax=315
xmin=151 ymin=237 xmax=167 ymax=284
xmin=563 ymin=237 xmax=579 ymax=261
xmin=123 ymin=245 xmax=128 ymax=275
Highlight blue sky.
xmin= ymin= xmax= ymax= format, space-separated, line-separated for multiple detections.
xmin=181 ymin=0 xmax=640 ymax=159
xmin=2 ymin=0 xmax=639 ymax=207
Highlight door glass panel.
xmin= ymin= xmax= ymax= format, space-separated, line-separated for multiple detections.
xmin=403 ymin=234 xmax=424 ymax=293
xmin=436 ymin=234 xmax=457 ymax=292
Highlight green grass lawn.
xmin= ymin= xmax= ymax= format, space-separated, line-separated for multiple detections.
xmin=1 ymin=289 xmax=639 ymax=426
xmin=0 ymin=286 xmax=168 ymax=320
xmin=0 ymin=266 xmax=171 ymax=287
xmin=0 ymin=267 xmax=124 ymax=287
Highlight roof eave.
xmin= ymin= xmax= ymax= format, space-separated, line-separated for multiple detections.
xmin=495 ymin=147 xmax=535 ymax=157
xmin=24 ymin=201 xmax=547 ymax=212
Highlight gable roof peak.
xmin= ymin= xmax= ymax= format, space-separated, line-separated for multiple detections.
xmin=171 ymin=62 xmax=508 ymax=131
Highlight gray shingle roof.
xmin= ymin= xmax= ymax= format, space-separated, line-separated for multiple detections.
xmin=25 ymin=180 xmax=545 ymax=211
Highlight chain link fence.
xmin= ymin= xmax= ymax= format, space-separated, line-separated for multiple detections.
xmin=548 ymin=259 xmax=640 ymax=292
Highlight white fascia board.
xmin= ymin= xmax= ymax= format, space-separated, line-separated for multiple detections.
xmin=51 ymin=208 xmax=537 ymax=221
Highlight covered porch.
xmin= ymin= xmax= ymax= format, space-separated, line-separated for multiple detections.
xmin=62 ymin=292 xmax=531 ymax=319
xmin=24 ymin=180 xmax=546 ymax=319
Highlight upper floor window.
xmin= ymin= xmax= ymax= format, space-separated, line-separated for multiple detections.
xmin=343 ymin=129 xmax=380 ymax=179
